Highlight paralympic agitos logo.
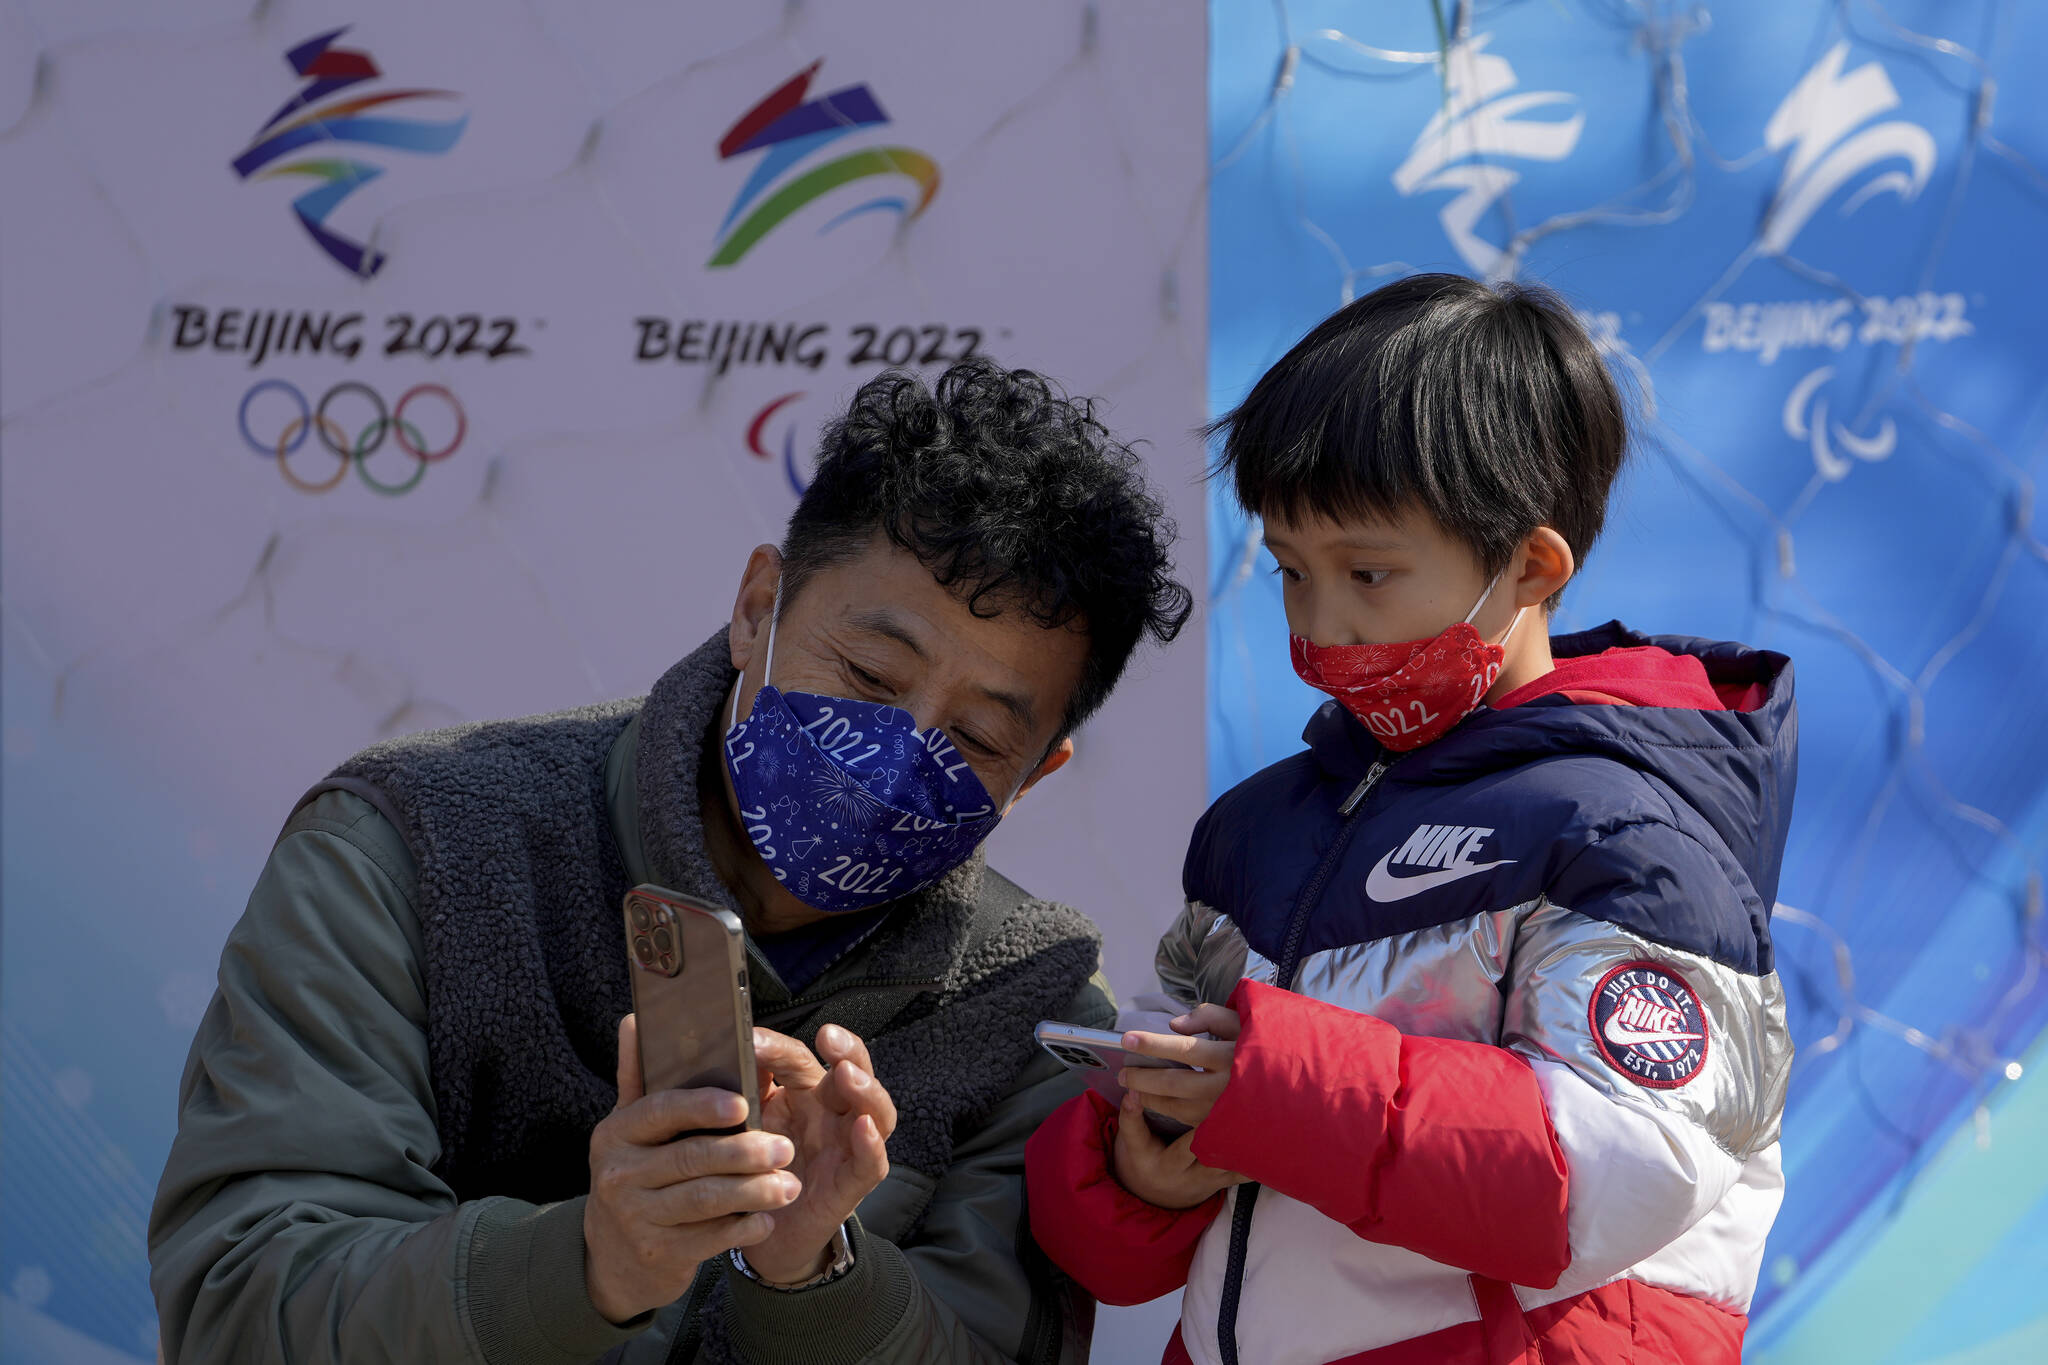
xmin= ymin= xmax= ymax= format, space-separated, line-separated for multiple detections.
xmin=746 ymin=393 xmax=813 ymax=497
xmin=231 ymin=27 xmax=468 ymax=278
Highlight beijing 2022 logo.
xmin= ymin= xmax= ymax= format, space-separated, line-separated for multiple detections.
xmin=709 ymin=61 xmax=940 ymax=268
xmin=230 ymin=28 xmax=469 ymax=278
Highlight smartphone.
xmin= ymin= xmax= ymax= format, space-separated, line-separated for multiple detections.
xmin=623 ymin=884 xmax=761 ymax=1136
xmin=1035 ymin=1021 xmax=1195 ymax=1140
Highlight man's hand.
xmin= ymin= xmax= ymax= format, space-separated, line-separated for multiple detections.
xmin=584 ymin=1015 xmax=800 ymax=1324
xmin=745 ymin=1024 xmax=897 ymax=1284
xmin=1118 ymin=1002 xmax=1240 ymax=1129
xmin=1109 ymin=1088 xmax=1246 ymax=1209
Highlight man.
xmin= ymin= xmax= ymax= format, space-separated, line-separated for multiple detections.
xmin=148 ymin=359 xmax=1193 ymax=1364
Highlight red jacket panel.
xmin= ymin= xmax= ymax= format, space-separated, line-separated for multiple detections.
xmin=1188 ymin=978 xmax=1572 ymax=1289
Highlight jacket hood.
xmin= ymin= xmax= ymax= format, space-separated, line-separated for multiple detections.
xmin=1304 ymin=621 xmax=1798 ymax=907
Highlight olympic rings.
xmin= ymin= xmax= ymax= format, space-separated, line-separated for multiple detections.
xmin=239 ymin=379 xmax=308 ymax=458
xmin=238 ymin=381 xmax=467 ymax=495
xmin=275 ymin=415 xmax=351 ymax=493
xmin=315 ymin=381 xmax=386 ymax=462
xmin=355 ymin=419 xmax=429 ymax=496
xmin=394 ymin=385 xmax=465 ymax=462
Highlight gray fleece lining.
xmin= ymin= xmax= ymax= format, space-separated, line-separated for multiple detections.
xmin=319 ymin=695 xmax=639 ymax=1202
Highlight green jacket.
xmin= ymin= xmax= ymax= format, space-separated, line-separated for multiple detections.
xmin=148 ymin=716 xmax=1114 ymax=1364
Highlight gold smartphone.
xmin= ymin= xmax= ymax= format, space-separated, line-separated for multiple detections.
xmin=622 ymin=884 xmax=761 ymax=1135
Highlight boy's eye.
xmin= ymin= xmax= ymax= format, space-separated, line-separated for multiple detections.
xmin=1271 ymin=565 xmax=1306 ymax=584
xmin=1352 ymin=569 xmax=1390 ymax=587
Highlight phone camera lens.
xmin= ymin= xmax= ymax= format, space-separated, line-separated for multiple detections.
xmin=652 ymin=926 xmax=674 ymax=956
xmin=632 ymin=936 xmax=655 ymax=967
xmin=629 ymin=902 xmax=652 ymax=931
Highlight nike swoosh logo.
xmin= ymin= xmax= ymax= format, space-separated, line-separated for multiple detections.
xmin=1365 ymin=851 xmax=1516 ymax=902
xmin=1603 ymin=1017 xmax=1704 ymax=1048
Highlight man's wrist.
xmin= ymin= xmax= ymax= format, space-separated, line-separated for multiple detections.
xmin=722 ymin=1220 xmax=920 ymax=1365
xmin=731 ymin=1223 xmax=855 ymax=1289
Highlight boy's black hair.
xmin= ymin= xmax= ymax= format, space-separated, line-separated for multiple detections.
xmin=1210 ymin=273 xmax=1628 ymax=604
xmin=782 ymin=358 xmax=1193 ymax=739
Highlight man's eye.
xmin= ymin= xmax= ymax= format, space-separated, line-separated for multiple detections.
xmin=956 ymin=730 xmax=998 ymax=755
xmin=847 ymin=664 xmax=889 ymax=692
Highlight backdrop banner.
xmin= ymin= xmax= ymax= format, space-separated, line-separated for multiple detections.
xmin=1206 ymin=1 xmax=2046 ymax=1357
xmin=0 ymin=4 xmax=1206 ymax=1357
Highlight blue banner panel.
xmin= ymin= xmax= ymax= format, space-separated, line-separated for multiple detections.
xmin=1208 ymin=1 xmax=2048 ymax=1350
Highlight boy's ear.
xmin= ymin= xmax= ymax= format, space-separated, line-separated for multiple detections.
xmin=1514 ymin=527 xmax=1575 ymax=608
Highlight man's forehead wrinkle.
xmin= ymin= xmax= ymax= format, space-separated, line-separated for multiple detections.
xmin=978 ymin=684 xmax=1036 ymax=729
xmin=835 ymin=607 xmax=1042 ymax=735
xmin=844 ymin=607 xmax=930 ymax=658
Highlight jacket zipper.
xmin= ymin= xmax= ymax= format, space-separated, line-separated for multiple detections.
xmin=1339 ymin=760 xmax=1388 ymax=817
xmin=1217 ymin=755 xmax=1392 ymax=1365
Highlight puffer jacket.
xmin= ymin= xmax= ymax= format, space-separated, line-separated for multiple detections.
xmin=1029 ymin=623 xmax=1795 ymax=1365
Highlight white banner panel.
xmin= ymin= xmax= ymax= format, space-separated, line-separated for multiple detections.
xmin=0 ymin=2 xmax=1204 ymax=1354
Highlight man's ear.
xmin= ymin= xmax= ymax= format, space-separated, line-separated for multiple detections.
xmin=729 ymin=545 xmax=784 ymax=677
xmin=1513 ymin=527 xmax=1575 ymax=609
xmin=1005 ymin=736 xmax=1075 ymax=814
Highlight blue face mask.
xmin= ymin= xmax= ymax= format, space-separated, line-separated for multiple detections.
xmin=722 ymin=596 xmax=1010 ymax=913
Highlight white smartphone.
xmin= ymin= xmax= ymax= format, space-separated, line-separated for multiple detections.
xmin=1035 ymin=1021 xmax=1195 ymax=1140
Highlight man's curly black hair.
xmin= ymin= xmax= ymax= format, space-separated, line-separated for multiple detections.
xmin=780 ymin=358 xmax=1192 ymax=738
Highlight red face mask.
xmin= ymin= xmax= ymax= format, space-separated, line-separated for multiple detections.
xmin=1291 ymin=577 xmax=1526 ymax=752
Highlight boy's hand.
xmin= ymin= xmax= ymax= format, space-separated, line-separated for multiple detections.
xmin=1109 ymin=1088 xmax=1246 ymax=1209
xmin=1118 ymin=1003 xmax=1240 ymax=1129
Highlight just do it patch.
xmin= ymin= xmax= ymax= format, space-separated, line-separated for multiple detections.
xmin=1589 ymin=961 xmax=1709 ymax=1088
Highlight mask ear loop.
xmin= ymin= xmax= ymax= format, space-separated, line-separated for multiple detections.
xmin=1463 ymin=569 xmax=1505 ymax=625
xmin=1464 ymin=569 xmax=1528 ymax=649
xmin=730 ymin=581 xmax=783 ymax=730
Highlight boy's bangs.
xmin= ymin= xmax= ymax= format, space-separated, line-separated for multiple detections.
xmin=1226 ymin=404 xmax=1424 ymax=535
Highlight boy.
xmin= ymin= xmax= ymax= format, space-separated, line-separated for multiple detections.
xmin=1027 ymin=274 xmax=1793 ymax=1365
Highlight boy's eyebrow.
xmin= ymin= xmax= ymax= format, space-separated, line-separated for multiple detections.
xmin=1262 ymin=531 xmax=1407 ymax=554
